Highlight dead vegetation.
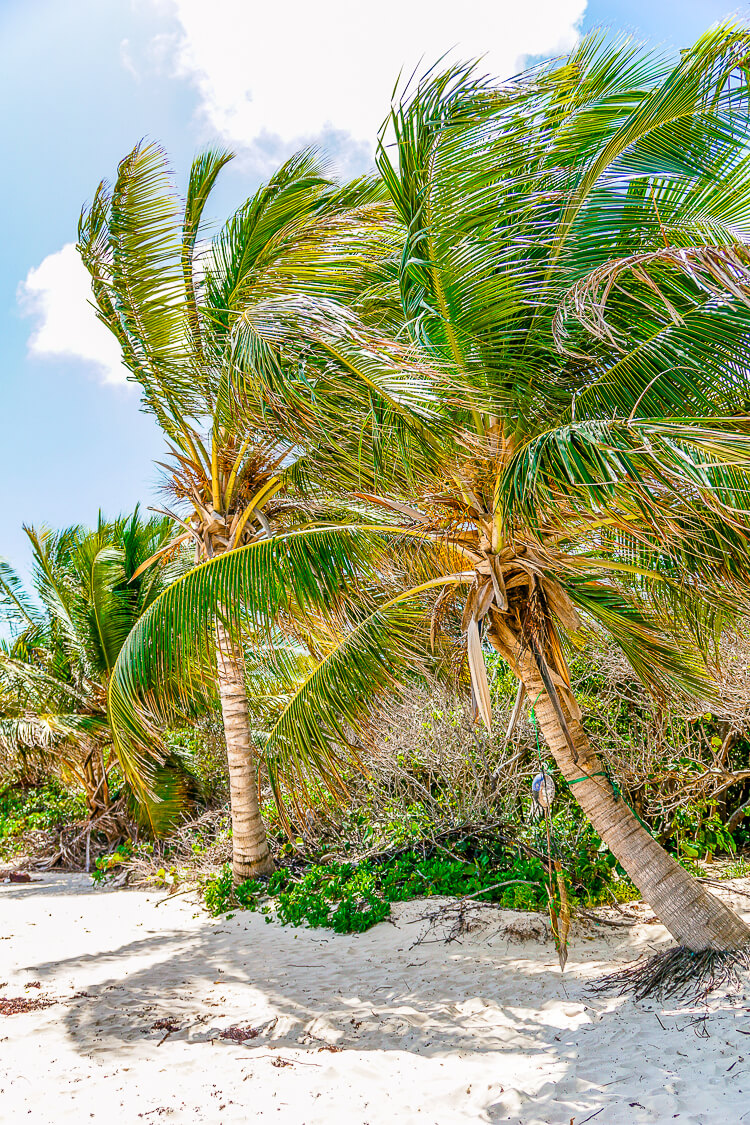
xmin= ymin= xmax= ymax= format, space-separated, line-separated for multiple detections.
xmin=0 ymin=996 xmax=57 ymax=1016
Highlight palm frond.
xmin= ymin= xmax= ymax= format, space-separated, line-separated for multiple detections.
xmin=0 ymin=560 xmax=40 ymax=633
xmin=502 ymin=418 xmax=750 ymax=530
xmin=127 ymin=750 xmax=201 ymax=837
xmin=182 ymin=146 xmax=234 ymax=358
xmin=260 ymin=576 xmax=468 ymax=814
xmin=564 ymin=576 xmax=712 ymax=699
xmin=107 ymin=525 xmax=464 ymax=793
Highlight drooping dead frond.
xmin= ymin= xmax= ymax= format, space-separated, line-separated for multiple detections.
xmin=554 ymin=244 xmax=750 ymax=356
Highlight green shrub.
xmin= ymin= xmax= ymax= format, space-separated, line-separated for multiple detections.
xmin=202 ymin=862 xmax=390 ymax=932
xmin=91 ymin=842 xmax=133 ymax=884
xmin=202 ymin=864 xmax=235 ymax=914
xmin=0 ymin=782 xmax=87 ymax=837
xmin=199 ymin=829 xmax=634 ymax=935
xmin=670 ymin=798 xmax=736 ymax=859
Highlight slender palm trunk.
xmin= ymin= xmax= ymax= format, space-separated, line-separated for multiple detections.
xmin=488 ymin=618 xmax=750 ymax=950
xmin=215 ymin=621 xmax=274 ymax=883
xmin=81 ymin=744 xmax=111 ymax=819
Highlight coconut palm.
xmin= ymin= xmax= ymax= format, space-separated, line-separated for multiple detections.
xmin=0 ymin=511 xmax=197 ymax=837
xmin=105 ymin=26 xmax=750 ymax=952
xmin=77 ymin=144 xmax=401 ymax=879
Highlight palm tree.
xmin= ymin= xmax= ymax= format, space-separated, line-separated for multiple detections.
xmin=104 ymin=26 xmax=750 ymax=952
xmin=77 ymin=144 xmax=396 ymax=880
xmin=0 ymin=511 xmax=195 ymax=838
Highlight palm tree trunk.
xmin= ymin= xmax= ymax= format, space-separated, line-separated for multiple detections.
xmin=81 ymin=745 xmax=110 ymax=819
xmin=488 ymin=619 xmax=750 ymax=951
xmin=215 ymin=622 xmax=274 ymax=883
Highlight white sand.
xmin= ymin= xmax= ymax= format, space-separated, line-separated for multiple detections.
xmin=1 ymin=874 xmax=750 ymax=1123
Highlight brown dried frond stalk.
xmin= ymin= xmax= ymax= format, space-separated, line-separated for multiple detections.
xmin=554 ymin=244 xmax=750 ymax=355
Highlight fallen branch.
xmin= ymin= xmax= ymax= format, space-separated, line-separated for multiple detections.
xmin=407 ymin=881 xmax=543 ymax=945
xmin=577 ymin=907 xmax=638 ymax=929
xmin=406 ymin=879 xmax=538 ymax=921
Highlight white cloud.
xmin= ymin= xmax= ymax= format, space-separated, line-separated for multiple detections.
xmin=162 ymin=0 xmax=587 ymax=174
xmin=18 ymin=244 xmax=129 ymax=386
xmin=120 ymin=38 xmax=141 ymax=82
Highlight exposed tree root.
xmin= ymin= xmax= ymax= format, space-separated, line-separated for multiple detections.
xmin=590 ymin=945 xmax=750 ymax=1003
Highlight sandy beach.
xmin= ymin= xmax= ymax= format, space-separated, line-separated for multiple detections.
xmin=1 ymin=874 xmax=749 ymax=1124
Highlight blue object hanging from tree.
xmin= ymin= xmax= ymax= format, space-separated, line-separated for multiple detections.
xmin=532 ymin=771 xmax=556 ymax=810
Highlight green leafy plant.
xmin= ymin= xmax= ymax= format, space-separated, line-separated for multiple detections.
xmin=0 ymin=783 xmax=88 ymax=836
xmin=671 ymin=798 xmax=737 ymax=860
xmin=201 ymin=824 xmax=637 ymax=933
xmin=91 ymin=842 xmax=133 ymax=885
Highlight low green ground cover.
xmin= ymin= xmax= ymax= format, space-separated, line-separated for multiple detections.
xmin=201 ymin=819 xmax=638 ymax=933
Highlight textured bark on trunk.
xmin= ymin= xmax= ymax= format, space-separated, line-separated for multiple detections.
xmin=489 ymin=619 xmax=750 ymax=951
xmin=81 ymin=745 xmax=111 ymax=819
xmin=215 ymin=621 xmax=274 ymax=883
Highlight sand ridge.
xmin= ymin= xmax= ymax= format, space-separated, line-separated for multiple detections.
xmin=1 ymin=873 xmax=749 ymax=1123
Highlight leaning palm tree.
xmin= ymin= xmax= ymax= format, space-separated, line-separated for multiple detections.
xmin=0 ymin=511 xmax=196 ymax=837
xmin=77 ymin=144 xmax=399 ymax=879
xmin=105 ymin=26 xmax=750 ymax=957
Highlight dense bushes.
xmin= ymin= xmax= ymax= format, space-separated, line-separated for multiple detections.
xmin=201 ymin=819 xmax=637 ymax=934
xmin=193 ymin=633 xmax=750 ymax=935
xmin=0 ymin=782 xmax=88 ymax=858
xmin=317 ymin=637 xmax=750 ymax=864
xmin=4 ymin=633 xmax=750 ymax=919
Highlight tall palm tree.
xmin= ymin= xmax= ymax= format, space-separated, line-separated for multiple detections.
xmin=0 ymin=511 xmax=195 ymax=836
xmin=77 ymin=144 xmax=397 ymax=879
xmin=104 ymin=26 xmax=750 ymax=951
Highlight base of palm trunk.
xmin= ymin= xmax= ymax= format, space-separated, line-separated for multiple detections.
xmin=485 ymin=627 xmax=750 ymax=952
xmin=590 ymin=944 xmax=750 ymax=1002
xmin=232 ymin=854 xmax=275 ymax=884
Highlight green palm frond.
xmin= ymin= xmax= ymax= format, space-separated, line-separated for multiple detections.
xmin=364 ymin=29 xmax=750 ymax=438
xmin=182 ymin=146 xmax=235 ymax=359
xmin=203 ymin=150 xmax=392 ymax=337
xmin=261 ymin=575 xmax=470 ymax=813
xmin=0 ymin=713 xmax=109 ymax=753
xmin=0 ymin=560 xmax=40 ymax=633
xmin=0 ymin=649 xmax=90 ymax=709
xmin=563 ymin=576 xmax=712 ymax=699
xmin=107 ymin=525 xmax=466 ymax=791
xmin=502 ymin=418 xmax=750 ymax=529
xmin=226 ymin=295 xmax=443 ymax=482
xmin=79 ymin=143 xmax=199 ymax=432
xmin=550 ymin=25 xmax=750 ymax=266
xmin=127 ymin=750 xmax=202 ymax=837
xmin=108 ymin=143 xmax=189 ymax=379
xmin=83 ymin=546 xmax=132 ymax=675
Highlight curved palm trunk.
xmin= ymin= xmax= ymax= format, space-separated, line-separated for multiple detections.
xmin=215 ymin=622 xmax=274 ymax=883
xmin=488 ymin=618 xmax=750 ymax=951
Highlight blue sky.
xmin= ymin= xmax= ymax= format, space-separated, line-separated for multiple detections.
xmin=1 ymin=0 xmax=747 ymax=582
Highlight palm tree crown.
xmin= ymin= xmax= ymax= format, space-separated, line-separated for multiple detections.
xmin=0 ymin=511 xmax=192 ymax=833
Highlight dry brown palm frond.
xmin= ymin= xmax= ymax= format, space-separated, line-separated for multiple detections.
xmin=554 ymin=243 xmax=750 ymax=355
